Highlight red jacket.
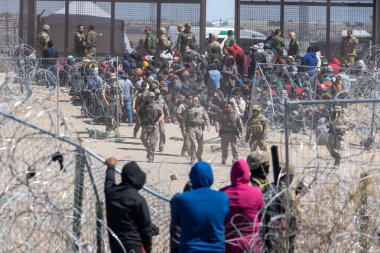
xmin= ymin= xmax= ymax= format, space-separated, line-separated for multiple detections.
xmin=329 ymin=57 xmax=341 ymax=74
xmin=220 ymin=160 xmax=264 ymax=253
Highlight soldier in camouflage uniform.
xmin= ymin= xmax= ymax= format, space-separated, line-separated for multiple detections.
xmin=138 ymin=92 xmax=163 ymax=162
xmin=86 ymin=25 xmax=103 ymax=58
xmin=181 ymin=96 xmax=210 ymax=163
xmin=104 ymin=74 xmax=123 ymax=133
xmin=157 ymin=27 xmax=171 ymax=55
xmin=327 ymin=106 xmax=349 ymax=167
xmin=144 ymin=26 xmax=156 ymax=56
xmin=37 ymin=24 xmax=50 ymax=57
xmin=341 ymin=30 xmax=359 ymax=67
xmin=176 ymin=23 xmax=196 ymax=57
xmin=73 ymin=25 xmax=87 ymax=58
xmin=133 ymin=82 xmax=150 ymax=138
xmin=245 ymin=105 xmax=268 ymax=151
xmin=247 ymin=152 xmax=270 ymax=192
xmin=176 ymin=95 xmax=192 ymax=157
xmin=216 ymin=101 xmax=243 ymax=165
xmin=154 ymin=89 xmax=170 ymax=152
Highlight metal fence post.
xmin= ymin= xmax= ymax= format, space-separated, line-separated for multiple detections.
xmin=72 ymin=151 xmax=86 ymax=252
xmin=56 ymin=58 xmax=60 ymax=134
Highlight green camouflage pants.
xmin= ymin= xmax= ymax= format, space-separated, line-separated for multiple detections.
xmin=327 ymin=133 xmax=344 ymax=160
xmin=221 ymin=131 xmax=238 ymax=160
xmin=249 ymin=137 xmax=267 ymax=152
xmin=141 ymin=125 xmax=158 ymax=160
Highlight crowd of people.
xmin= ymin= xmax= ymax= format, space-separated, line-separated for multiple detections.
xmin=32 ymin=22 xmax=362 ymax=252
xmin=104 ymin=151 xmax=303 ymax=253
xmin=34 ymin=22 xmax=359 ymax=164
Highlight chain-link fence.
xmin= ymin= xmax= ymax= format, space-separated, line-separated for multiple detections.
xmin=0 ymin=97 xmax=171 ymax=253
xmin=281 ymin=98 xmax=380 ymax=252
xmin=13 ymin=0 xmax=205 ymax=56
xmin=237 ymin=0 xmax=375 ymax=57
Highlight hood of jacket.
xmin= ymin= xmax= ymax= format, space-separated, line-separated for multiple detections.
xmin=121 ymin=161 xmax=146 ymax=190
xmin=331 ymin=57 xmax=341 ymax=66
xmin=230 ymin=159 xmax=250 ymax=185
xmin=189 ymin=162 xmax=214 ymax=189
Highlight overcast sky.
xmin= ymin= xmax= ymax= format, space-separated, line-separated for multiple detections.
xmin=207 ymin=0 xmax=235 ymax=21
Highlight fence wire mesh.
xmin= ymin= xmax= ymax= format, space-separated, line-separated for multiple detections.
xmin=0 ymin=41 xmax=171 ymax=253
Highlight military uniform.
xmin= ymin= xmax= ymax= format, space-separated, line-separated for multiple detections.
xmin=133 ymin=89 xmax=150 ymax=137
xmin=181 ymin=104 xmax=210 ymax=163
xmin=217 ymin=109 xmax=243 ymax=164
xmin=176 ymin=103 xmax=190 ymax=156
xmin=177 ymin=30 xmax=196 ymax=56
xmin=341 ymin=34 xmax=359 ymax=67
xmin=86 ymin=30 xmax=101 ymax=58
xmin=74 ymin=31 xmax=87 ymax=58
xmin=138 ymin=95 xmax=163 ymax=162
xmin=245 ymin=106 xmax=268 ymax=151
xmin=327 ymin=106 xmax=349 ymax=167
xmin=37 ymin=30 xmax=49 ymax=57
xmin=154 ymin=93 xmax=170 ymax=152
xmin=144 ymin=33 xmax=157 ymax=56
xmin=104 ymin=78 xmax=122 ymax=132
xmin=157 ymin=28 xmax=171 ymax=55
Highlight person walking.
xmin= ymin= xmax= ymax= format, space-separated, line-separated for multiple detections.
xmin=326 ymin=106 xmax=349 ymax=167
xmin=341 ymin=30 xmax=359 ymax=67
xmin=118 ymin=72 xmax=134 ymax=126
xmin=137 ymin=92 xmax=163 ymax=162
xmin=216 ymin=101 xmax=243 ymax=165
xmin=154 ymin=89 xmax=170 ymax=152
xmin=181 ymin=96 xmax=210 ymax=163
xmin=245 ymin=105 xmax=268 ymax=152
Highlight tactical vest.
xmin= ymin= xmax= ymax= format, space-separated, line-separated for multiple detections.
xmin=105 ymin=82 xmax=119 ymax=103
xmin=180 ymin=32 xmax=194 ymax=49
xmin=220 ymin=111 xmax=237 ymax=132
xmin=187 ymin=106 xmax=205 ymax=127
xmin=140 ymin=104 xmax=160 ymax=126
xmin=248 ymin=115 xmax=265 ymax=134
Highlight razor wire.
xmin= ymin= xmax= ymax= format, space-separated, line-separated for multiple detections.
xmin=1 ymin=35 xmax=380 ymax=253
xmin=0 ymin=108 xmax=171 ymax=253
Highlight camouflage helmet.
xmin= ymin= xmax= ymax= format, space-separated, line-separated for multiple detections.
xmin=251 ymin=104 xmax=261 ymax=112
xmin=247 ymin=152 xmax=269 ymax=169
xmin=42 ymin=24 xmax=50 ymax=31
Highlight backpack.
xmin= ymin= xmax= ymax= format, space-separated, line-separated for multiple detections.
xmin=262 ymin=50 xmax=274 ymax=69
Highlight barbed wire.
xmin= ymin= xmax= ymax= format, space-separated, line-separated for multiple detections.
xmin=1 ymin=36 xmax=380 ymax=252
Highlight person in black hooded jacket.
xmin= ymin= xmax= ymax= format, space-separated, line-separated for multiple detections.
xmin=104 ymin=157 xmax=153 ymax=253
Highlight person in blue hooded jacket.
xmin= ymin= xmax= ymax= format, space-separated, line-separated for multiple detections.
xmin=170 ymin=162 xmax=229 ymax=253
xmin=301 ymin=46 xmax=318 ymax=78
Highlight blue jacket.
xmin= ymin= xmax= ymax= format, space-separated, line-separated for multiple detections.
xmin=301 ymin=52 xmax=318 ymax=73
xmin=171 ymin=162 xmax=229 ymax=253
xmin=207 ymin=69 xmax=221 ymax=90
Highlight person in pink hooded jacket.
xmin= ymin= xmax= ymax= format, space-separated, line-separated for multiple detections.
xmin=220 ymin=160 xmax=265 ymax=253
